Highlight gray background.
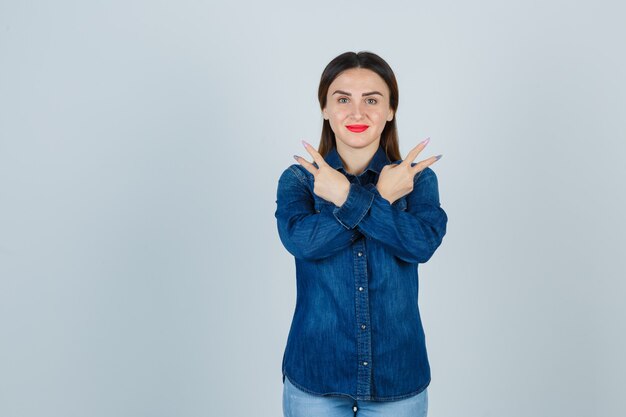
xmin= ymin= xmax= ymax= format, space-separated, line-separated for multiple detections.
xmin=1 ymin=1 xmax=624 ymax=416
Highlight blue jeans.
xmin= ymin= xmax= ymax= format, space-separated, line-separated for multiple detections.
xmin=282 ymin=376 xmax=428 ymax=417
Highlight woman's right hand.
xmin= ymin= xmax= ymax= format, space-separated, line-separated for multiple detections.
xmin=376 ymin=138 xmax=442 ymax=204
xmin=294 ymin=140 xmax=351 ymax=207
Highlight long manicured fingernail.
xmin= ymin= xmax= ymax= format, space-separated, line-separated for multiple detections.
xmin=420 ymin=137 xmax=431 ymax=146
xmin=435 ymin=154 xmax=443 ymax=161
xmin=293 ymin=155 xmax=300 ymax=161
xmin=302 ymin=140 xmax=310 ymax=148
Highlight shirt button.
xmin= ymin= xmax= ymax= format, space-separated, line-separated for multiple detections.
xmin=358 ymin=287 xmax=364 ymax=291
xmin=361 ymin=324 xmax=366 ymax=330
xmin=357 ymin=252 xmax=363 ymax=257
xmin=363 ymin=361 xmax=368 ymax=366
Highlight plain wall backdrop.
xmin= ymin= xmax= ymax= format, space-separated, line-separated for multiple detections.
xmin=1 ymin=1 xmax=625 ymax=416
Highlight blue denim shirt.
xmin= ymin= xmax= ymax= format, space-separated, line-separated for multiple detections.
xmin=274 ymin=144 xmax=448 ymax=402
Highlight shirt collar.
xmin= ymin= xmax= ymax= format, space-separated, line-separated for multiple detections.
xmin=324 ymin=144 xmax=391 ymax=175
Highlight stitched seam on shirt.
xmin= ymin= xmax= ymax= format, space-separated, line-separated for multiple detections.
xmin=284 ymin=372 xmax=358 ymax=400
xmin=288 ymin=165 xmax=309 ymax=187
xmin=333 ymin=212 xmax=351 ymax=230
xmin=353 ymin=189 xmax=375 ymax=227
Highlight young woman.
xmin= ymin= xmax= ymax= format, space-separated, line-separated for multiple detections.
xmin=275 ymin=51 xmax=448 ymax=417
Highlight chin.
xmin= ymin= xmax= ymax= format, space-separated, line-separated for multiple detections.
xmin=341 ymin=136 xmax=378 ymax=147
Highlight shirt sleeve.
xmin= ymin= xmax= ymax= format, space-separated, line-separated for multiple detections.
xmin=275 ymin=165 xmax=362 ymax=261
xmin=335 ymin=167 xmax=448 ymax=264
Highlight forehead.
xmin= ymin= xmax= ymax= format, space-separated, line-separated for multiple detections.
xmin=328 ymin=68 xmax=389 ymax=94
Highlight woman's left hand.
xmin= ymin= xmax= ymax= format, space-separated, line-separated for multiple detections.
xmin=294 ymin=141 xmax=351 ymax=207
xmin=376 ymin=139 xmax=441 ymax=204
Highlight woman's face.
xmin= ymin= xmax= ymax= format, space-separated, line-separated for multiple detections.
xmin=323 ymin=67 xmax=394 ymax=152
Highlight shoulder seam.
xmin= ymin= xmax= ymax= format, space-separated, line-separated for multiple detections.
xmin=288 ymin=164 xmax=309 ymax=187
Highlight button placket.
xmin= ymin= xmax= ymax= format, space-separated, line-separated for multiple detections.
xmin=354 ymin=240 xmax=372 ymax=399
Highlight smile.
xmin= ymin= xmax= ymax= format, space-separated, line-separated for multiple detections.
xmin=346 ymin=124 xmax=369 ymax=133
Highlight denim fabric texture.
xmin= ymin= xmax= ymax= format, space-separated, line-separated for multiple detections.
xmin=274 ymin=144 xmax=448 ymax=401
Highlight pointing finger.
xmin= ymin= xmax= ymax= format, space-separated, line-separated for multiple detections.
xmin=293 ymin=154 xmax=318 ymax=175
xmin=302 ymin=140 xmax=329 ymax=168
xmin=411 ymin=154 xmax=442 ymax=174
xmin=402 ymin=137 xmax=430 ymax=167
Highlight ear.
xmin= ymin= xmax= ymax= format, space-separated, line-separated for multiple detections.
xmin=386 ymin=109 xmax=394 ymax=122
xmin=322 ymin=108 xmax=329 ymax=120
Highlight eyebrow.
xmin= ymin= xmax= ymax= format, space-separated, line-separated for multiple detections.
xmin=331 ymin=90 xmax=384 ymax=97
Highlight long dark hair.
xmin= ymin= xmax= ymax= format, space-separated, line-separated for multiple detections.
xmin=317 ymin=51 xmax=401 ymax=161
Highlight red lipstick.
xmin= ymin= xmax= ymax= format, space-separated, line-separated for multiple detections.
xmin=346 ymin=124 xmax=369 ymax=133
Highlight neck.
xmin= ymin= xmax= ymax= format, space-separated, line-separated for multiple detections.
xmin=336 ymin=139 xmax=380 ymax=176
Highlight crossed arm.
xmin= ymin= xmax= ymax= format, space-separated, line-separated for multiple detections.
xmin=274 ymin=141 xmax=447 ymax=263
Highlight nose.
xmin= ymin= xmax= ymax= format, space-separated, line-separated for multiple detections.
xmin=350 ymin=101 xmax=364 ymax=120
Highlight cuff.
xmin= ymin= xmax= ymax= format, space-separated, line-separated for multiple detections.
xmin=332 ymin=183 xmax=374 ymax=229
xmin=365 ymin=183 xmax=394 ymax=205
